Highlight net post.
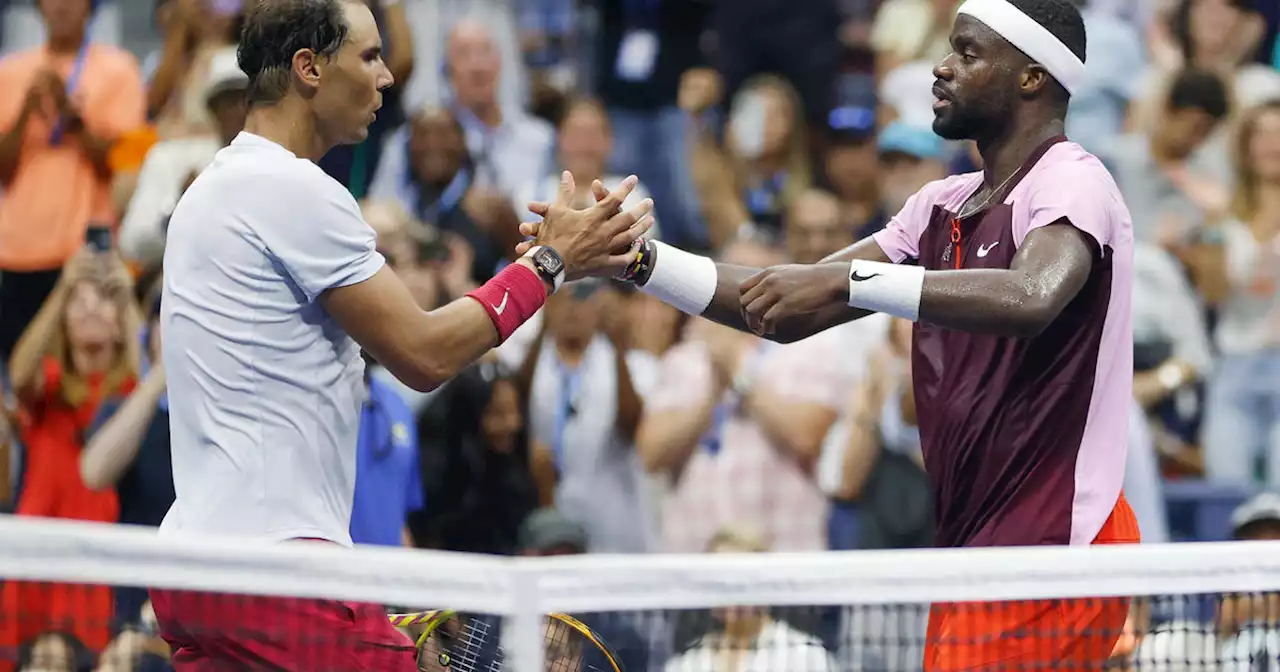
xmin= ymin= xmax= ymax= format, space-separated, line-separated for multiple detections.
xmin=503 ymin=564 xmax=544 ymax=672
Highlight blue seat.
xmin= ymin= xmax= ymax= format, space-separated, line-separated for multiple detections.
xmin=1163 ymin=480 xmax=1257 ymax=542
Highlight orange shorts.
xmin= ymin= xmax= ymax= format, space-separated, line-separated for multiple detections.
xmin=923 ymin=493 xmax=1141 ymax=671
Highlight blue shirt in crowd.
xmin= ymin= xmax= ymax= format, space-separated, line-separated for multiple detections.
xmin=350 ymin=377 xmax=425 ymax=546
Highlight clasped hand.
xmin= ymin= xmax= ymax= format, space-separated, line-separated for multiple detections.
xmin=739 ymin=262 xmax=848 ymax=336
xmin=518 ymin=171 xmax=654 ymax=281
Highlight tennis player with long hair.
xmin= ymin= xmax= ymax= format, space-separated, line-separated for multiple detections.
xmin=526 ymin=0 xmax=1139 ymax=668
xmin=148 ymin=0 xmax=652 ymax=668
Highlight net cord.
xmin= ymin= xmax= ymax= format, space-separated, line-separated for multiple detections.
xmin=5 ymin=516 xmax=1280 ymax=671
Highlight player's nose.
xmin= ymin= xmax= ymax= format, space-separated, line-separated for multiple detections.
xmin=933 ymin=58 xmax=954 ymax=81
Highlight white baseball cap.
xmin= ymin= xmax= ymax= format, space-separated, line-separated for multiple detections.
xmin=203 ymin=46 xmax=249 ymax=105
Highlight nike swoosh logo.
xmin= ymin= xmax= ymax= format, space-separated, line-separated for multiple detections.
xmin=850 ymin=271 xmax=881 ymax=282
xmin=976 ymin=242 xmax=1000 ymax=258
xmin=492 ymin=292 xmax=509 ymax=315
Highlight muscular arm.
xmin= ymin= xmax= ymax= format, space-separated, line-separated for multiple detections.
xmin=696 ymin=237 xmax=887 ymax=343
xmin=322 ymin=259 xmax=552 ymax=392
xmin=915 ymin=223 xmax=1095 ymax=336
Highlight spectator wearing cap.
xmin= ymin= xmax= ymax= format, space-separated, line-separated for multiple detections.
xmin=0 ymin=0 xmax=144 ymax=365
xmin=516 ymin=279 xmax=659 ymax=554
xmin=117 ymin=45 xmax=246 ymax=269
xmin=1215 ymin=493 xmax=1280 ymax=664
xmin=517 ymin=506 xmax=588 ymax=556
xmin=823 ymin=76 xmax=883 ymax=238
xmin=592 ymin=0 xmax=711 ymax=250
xmin=876 ymin=122 xmax=947 ymax=236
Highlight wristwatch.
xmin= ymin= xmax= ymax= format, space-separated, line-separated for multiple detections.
xmin=526 ymin=246 xmax=566 ymax=293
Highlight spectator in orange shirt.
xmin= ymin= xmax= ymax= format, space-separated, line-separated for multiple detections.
xmin=0 ymin=249 xmax=141 ymax=659
xmin=0 ymin=0 xmax=145 ymax=365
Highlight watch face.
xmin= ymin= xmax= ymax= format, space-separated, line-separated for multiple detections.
xmin=536 ymin=248 xmax=565 ymax=275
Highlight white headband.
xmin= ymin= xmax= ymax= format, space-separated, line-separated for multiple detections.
xmin=956 ymin=0 xmax=1085 ymax=95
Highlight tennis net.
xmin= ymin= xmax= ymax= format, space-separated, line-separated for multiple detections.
xmin=0 ymin=516 xmax=1278 ymax=671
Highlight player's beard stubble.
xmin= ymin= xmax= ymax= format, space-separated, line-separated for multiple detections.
xmin=932 ymin=91 xmax=1014 ymax=143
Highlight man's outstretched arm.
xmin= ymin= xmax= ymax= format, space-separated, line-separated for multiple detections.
xmin=740 ymin=222 xmax=1095 ymax=338
xmin=681 ymin=237 xmax=889 ymax=343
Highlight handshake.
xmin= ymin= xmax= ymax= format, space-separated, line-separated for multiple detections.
xmin=521 ymin=177 xmax=847 ymax=337
xmin=513 ymin=171 xmax=654 ymax=283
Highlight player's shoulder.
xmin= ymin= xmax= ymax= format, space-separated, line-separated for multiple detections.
xmin=918 ymin=171 xmax=983 ymax=208
xmin=1025 ymin=141 xmax=1125 ymax=201
xmin=220 ymin=139 xmax=357 ymax=215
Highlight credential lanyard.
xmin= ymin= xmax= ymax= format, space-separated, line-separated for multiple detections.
xmin=700 ymin=341 xmax=773 ymax=456
xmin=551 ymin=357 xmax=586 ymax=472
xmin=49 ymin=35 xmax=92 ymax=147
xmin=412 ymin=167 xmax=471 ymax=226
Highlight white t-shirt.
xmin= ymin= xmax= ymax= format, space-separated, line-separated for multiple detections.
xmin=159 ymin=132 xmax=386 ymax=546
xmin=663 ymin=620 xmax=835 ymax=672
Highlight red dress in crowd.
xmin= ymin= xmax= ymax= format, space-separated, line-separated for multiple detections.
xmin=0 ymin=357 xmax=135 ymax=664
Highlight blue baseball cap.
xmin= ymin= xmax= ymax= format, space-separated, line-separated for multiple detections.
xmin=877 ymin=122 xmax=945 ymax=161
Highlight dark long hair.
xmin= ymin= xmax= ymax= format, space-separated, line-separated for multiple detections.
xmin=411 ymin=362 xmax=537 ymax=555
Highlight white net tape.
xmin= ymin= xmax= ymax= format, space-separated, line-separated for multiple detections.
xmin=4 ymin=515 xmax=1280 ymax=671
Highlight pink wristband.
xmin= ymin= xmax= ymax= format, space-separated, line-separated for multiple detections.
xmin=466 ymin=263 xmax=547 ymax=343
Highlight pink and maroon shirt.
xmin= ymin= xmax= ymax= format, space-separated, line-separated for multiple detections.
xmin=871 ymin=136 xmax=1135 ymax=548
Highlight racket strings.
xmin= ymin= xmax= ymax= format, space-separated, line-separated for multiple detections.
xmin=389 ymin=611 xmax=621 ymax=672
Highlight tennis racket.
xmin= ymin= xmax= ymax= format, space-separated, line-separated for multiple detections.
xmin=389 ymin=609 xmax=625 ymax=672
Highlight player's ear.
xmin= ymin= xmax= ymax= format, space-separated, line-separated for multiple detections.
xmin=292 ymin=48 xmax=323 ymax=92
xmin=1019 ymin=64 xmax=1051 ymax=98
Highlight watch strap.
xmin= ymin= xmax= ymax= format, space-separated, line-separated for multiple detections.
xmin=524 ymin=245 xmax=566 ymax=293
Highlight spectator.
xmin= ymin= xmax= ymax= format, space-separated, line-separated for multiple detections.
xmin=93 ymin=628 xmax=168 ymax=672
xmin=875 ymin=122 xmax=947 ymax=235
xmin=1136 ymin=0 xmax=1280 ymax=130
xmin=1107 ymin=68 xmax=1232 ymax=246
xmin=515 ymin=0 xmax=575 ymax=122
xmin=821 ymin=88 xmax=883 ymax=238
xmin=413 ymin=362 xmax=537 ymax=555
xmin=409 ymin=0 xmax=530 ymax=117
xmin=519 ymin=280 xmax=658 ymax=554
xmin=512 ymin=96 xmax=659 ymax=240
xmin=1065 ymin=0 xmax=1147 ymax=155
xmin=316 ymin=0 xmax=415 ymax=198
xmin=1 ymin=250 xmax=141 ymax=655
xmin=118 ymin=45 xmax=247 ymax=269
xmin=15 ymin=631 xmax=91 ymax=672
xmin=593 ymin=0 xmax=711 ymax=250
xmin=1201 ymin=99 xmax=1280 ymax=488
xmin=78 ymin=290 xmax=171 ymax=628
xmin=349 ymin=358 xmax=424 ymax=548
xmin=638 ymin=237 xmax=840 ymax=553
xmin=869 ymin=0 xmax=957 ymax=77
xmin=662 ymin=526 xmax=835 ymax=672
xmin=0 ymin=0 xmax=144 ymax=364
xmin=685 ymin=74 xmax=812 ymax=246
xmin=711 ymin=0 xmax=843 ymax=152
xmin=442 ymin=19 xmax=553 ymax=198
xmin=369 ymin=106 xmax=515 ymax=283
xmin=1216 ymin=493 xmax=1280 ymax=661
xmin=145 ymin=0 xmax=242 ymax=139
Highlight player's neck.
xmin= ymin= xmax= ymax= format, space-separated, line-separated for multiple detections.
xmin=976 ymin=120 xmax=1064 ymax=189
xmin=243 ymin=102 xmax=331 ymax=163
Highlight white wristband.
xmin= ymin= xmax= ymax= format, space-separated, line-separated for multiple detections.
xmin=847 ymin=259 xmax=925 ymax=321
xmin=640 ymin=241 xmax=717 ymax=316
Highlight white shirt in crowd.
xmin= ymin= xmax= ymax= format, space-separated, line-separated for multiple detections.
xmin=663 ymin=620 xmax=835 ymax=672
xmin=1217 ymin=220 xmax=1280 ymax=355
xmin=160 ymin=132 xmax=384 ymax=546
xmin=527 ymin=335 xmax=660 ymax=553
xmin=119 ymin=137 xmax=221 ymax=266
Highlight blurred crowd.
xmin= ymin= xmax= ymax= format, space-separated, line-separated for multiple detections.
xmin=0 ymin=0 xmax=1279 ymax=669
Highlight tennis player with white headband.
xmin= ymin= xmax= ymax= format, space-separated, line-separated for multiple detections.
xmin=526 ymin=0 xmax=1138 ymax=668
